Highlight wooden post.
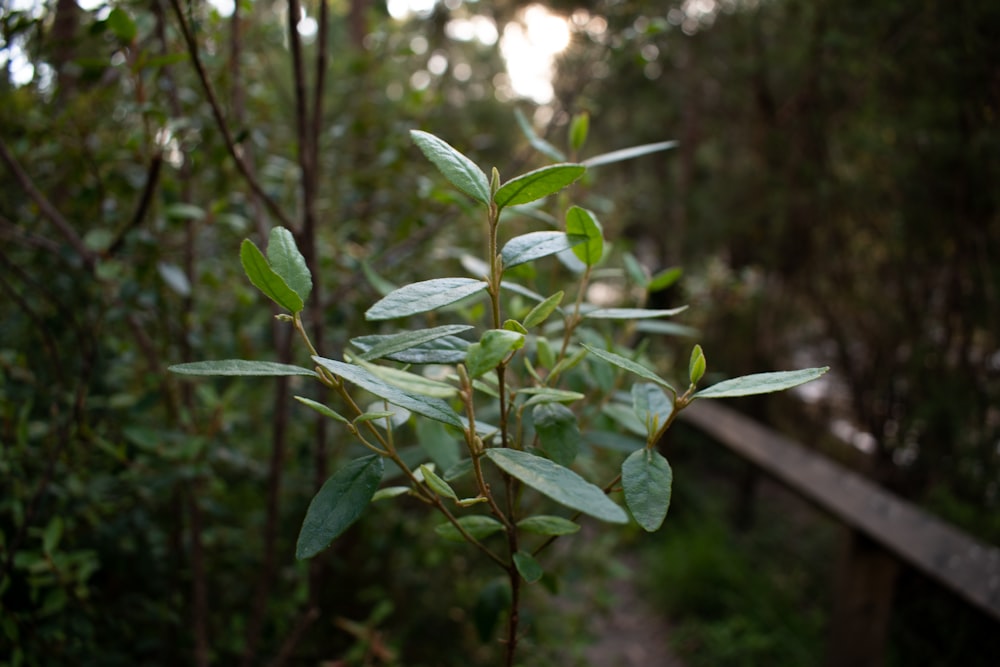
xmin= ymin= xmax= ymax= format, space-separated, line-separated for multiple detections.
xmin=825 ymin=529 xmax=900 ymax=667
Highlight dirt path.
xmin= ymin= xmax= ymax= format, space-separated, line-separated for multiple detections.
xmin=584 ymin=558 xmax=685 ymax=667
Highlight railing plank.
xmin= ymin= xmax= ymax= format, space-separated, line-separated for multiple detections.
xmin=680 ymin=400 xmax=1000 ymax=621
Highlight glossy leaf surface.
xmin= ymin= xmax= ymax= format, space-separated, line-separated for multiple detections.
xmin=501 ymin=232 xmax=585 ymax=269
xmin=240 ymin=239 xmax=303 ymax=313
xmin=494 ymin=164 xmax=585 ymax=208
xmin=410 ymin=130 xmax=490 ymax=204
xmin=565 ymin=206 xmax=603 ymax=266
xmin=365 ymin=278 xmax=488 ymax=321
xmin=484 ymin=448 xmax=627 ymax=524
xmin=266 ymin=227 xmax=311 ymax=304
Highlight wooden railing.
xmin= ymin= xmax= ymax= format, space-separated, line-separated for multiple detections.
xmin=679 ymin=400 xmax=1000 ymax=667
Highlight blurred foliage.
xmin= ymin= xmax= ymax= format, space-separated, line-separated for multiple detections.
xmin=3 ymin=0 xmax=998 ymax=663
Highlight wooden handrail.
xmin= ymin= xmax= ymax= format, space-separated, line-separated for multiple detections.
xmin=679 ymin=399 xmax=1000 ymax=622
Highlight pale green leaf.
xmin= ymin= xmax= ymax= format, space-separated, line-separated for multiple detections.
xmin=495 ymin=164 xmax=586 ymax=209
xmin=157 ymin=262 xmax=191 ymax=297
xmin=365 ymin=278 xmax=488 ymax=320
xmin=351 ymin=333 xmax=470 ymax=364
xmin=465 ymin=329 xmax=525 ymax=378
xmin=349 ymin=355 xmax=457 ymax=398
xmin=435 ymin=515 xmax=505 ymax=542
xmin=631 ymin=383 xmax=673 ymax=436
xmin=523 ymin=291 xmax=564 ymax=328
xmin=648 ymin=266 xmax=682 ymax=292
xmin=514 ymin=108 xmax=566 ymax=161
xmin=565 ymin=206 xmax=603 ymax=266
xmin=169 ymin=360 xmax=317 ymax=377
xmin=372 ymin=486 xmax=410 ymax=502
xmin=501 ymin=232 xmax=586 ymax=269
xmin=484 ymin=448 xmax=627 ymax=524
xmin=693 ymin=367 xmax=830 ymax=399
xmin=582 ymin=344 xmax=674 ymax=393
xmin=356 ymin=325 xmax=473 ymax=362
xmin=240 ymin=239 xmax=303 ymax=313
xmin=296 ymin=455 xmax=384 ymax=559
xmin=419 ymin=464 xmax=458 ymax=500
xmin=518 ymin=387 xmax=585 ymax=407
xmin=517 ymin=515 xmax=580 ymax=536
xmin=569 ymin=112 xmax=589 ymax=152
xmin=267 ymin=227 xmax=312 ymax=304
xmin=622 ymin=449 xmax=672 ymax=532
xmin=582 ymin=140 xmax=678 ymax=168
xmin=294 ymin=396 xmax=349 ymax=423
xmin=410 ymin=130 xmax=491 ymax=204
xmin=583 ymin=306 xmax=687 ymax=320
xmin=313 ymin=356 xmax=464 ymax=428
xmin=689 ymin=345 xmax=706 ymax=385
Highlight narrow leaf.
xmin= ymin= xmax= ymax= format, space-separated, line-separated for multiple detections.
xmin=410 ymin=130 xmax=491 ymax=204
xmin=518 ymin=387 xmax=585 ymax=406
xmin=569 ymin=112 xmax=589 ymax=152
xmin=648 ymin=266 xmax=682 ymax=292
xmin=420 ymin=464 xmax=459 ymax=500
xmin=365 ymin=278 xmax=488 ymax=320
xmin=517 ymin=515 xmax=580 ymax=536
xmin=622 ymin=449 xmax=673 ymax=532
xmin=583 ymin=306 xmax=688 ymax=320
xmin=240 ymin=239 xmax=303 ymax=313
xmin=484 ymin=448 xmax=627 ymax=524
xmin=501 ymin=232 xmax=585 ymax=269
xmin=435 ymin=515 xmax=505 ymax=542
xmin=294 ymin=396 xmax=349 ymax=423
xmin=349 ymin=356 xmax=457 ymax=398
xmin=565 ymin=206 xmax=603 ymax=266
xmin=523 ymin=291 xmax=564 ymax=328
xmin=582 ymin=344 xmax=675 ymax=393
xmin=267 ymin=227 xmax=312 ymax=303
xmin=495 ymin=164 xmax=586 ymax=209
xmin=372 ymin=486 xmax=410 ymax=502
xmin=296 ymin=455 xmax=384 ymax=559
xmin=513 ymin=551 xmax=544 ymax=583
xmin=693 ymin=367 xmax=830 ymax=399
xmin=417 ymin=419 xmax=461 ymax=472
xmin=582 ymin=140 xmax=678 ymax=168
xmin=169 ymin=360 xmax=317 ymax=377
xmin=351 ymin=333 xmax=470 ymax=364
xmin=313 ymin=356 xmax=464 ymax=428
xmin=514 ymin=108 xmax=566 ymax=161
xmin=357 ymin=325 xmax=473 ymax=361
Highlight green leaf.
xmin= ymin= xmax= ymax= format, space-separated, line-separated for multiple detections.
xmin=164 ymin=203 xmax=206 ymax=220
xmin=517 ymin=515 xmax=580 ymax=536
xmin=494 ymin=164 xmax=586 ymax=209
xmin=514 ymin=108 xmax=566 ymax=161
xmin=513 ymin=551 xmax=544 ymax=583
xmin=602 ymin=403 xmax=648 ymax=438
xmin=267 ymin=227 xmax=312 ymax=304
xmin=501 ymin=232 xmax=585 ymax=269
xmin=622 ymin=449 xmax=673 ymax=532
xmin=362 ymin=260 xmax=397 ymax=296
xmin=294 ymin=396 xmax=349 ymax=424
xmin=465 ymin=329 xmax=525 ymax=378
xmin=688 ymin=345 xmax=706 ymax=385
xmin=313 ymin=356 xmax=464 ymax=428
xmin=582 ymin=344 xmax=674 ymax=393
xmin=435 ymin=515 xmax=505 ymax=542
xmin=635 ymin=321 xmax=700 ymax=338
xmin=583 ymin=306 xmax=687 ymax=320
xmin=523 ymin=291 xmax=564 ymax=328
xmin=351 ymin=333 xmax=470 ymax=364
xmin=648 ymin=266 xmax=683 ymax=292
xmin=623 ymin=252 xmax=649 ymax=286
xmin=169 ymin=360 xmax=318 ymax=377
xmin=582 ymin=140 xmax=678 ymax=168
xmin=107 ymin=8 xmax=137 ymax=42
xmin=410 ymin=130 xmax=491 ymax=204
xmin=532 ymin=403 xmax=580 ymax=466
xmin=565 ymin=206 xmax=603 ymax=266
xmin=240 ymin=239 xmax=303 ymax=313
xmin=157 ymin=262 xmax=191 ymax=297
xmin=484 ymin=448 xmax=627 ymax=524
xmin=349 ymin=356 xmax=457 ymax=398
xmin=631 ymin=383 xmax=673 ymax=436
xmin=419 ymin=464 xmax=459 ymax=500
xmin=372 ymin=486 xmax=410 ymax=502
xmin=42 ymin=517 xmax=63 ymax=554
xmin=296 ymin=455 xmax=384 ymax=559
xmin=692 ymin=367 xmax=830 ymax=399
xmin=357 ymin=325 xmax=473 ymax=362
xmin=365 ymin=278 xmax=488 ymax=320
xmin=416 ymin=419 xmax=461 ymax=472
xmin=518 ymin=387 xmax=585 ymax=407
xmin=569 ymin=112 xmax=590 ymax=152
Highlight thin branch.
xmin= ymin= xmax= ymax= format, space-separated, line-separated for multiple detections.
xmin=166 ymin=0 xmax=294 ymax=229
xmin=108 ymin=152 xmax=163 ymax=256
xmin=0 ymin=138 xmax=98 ymax=269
